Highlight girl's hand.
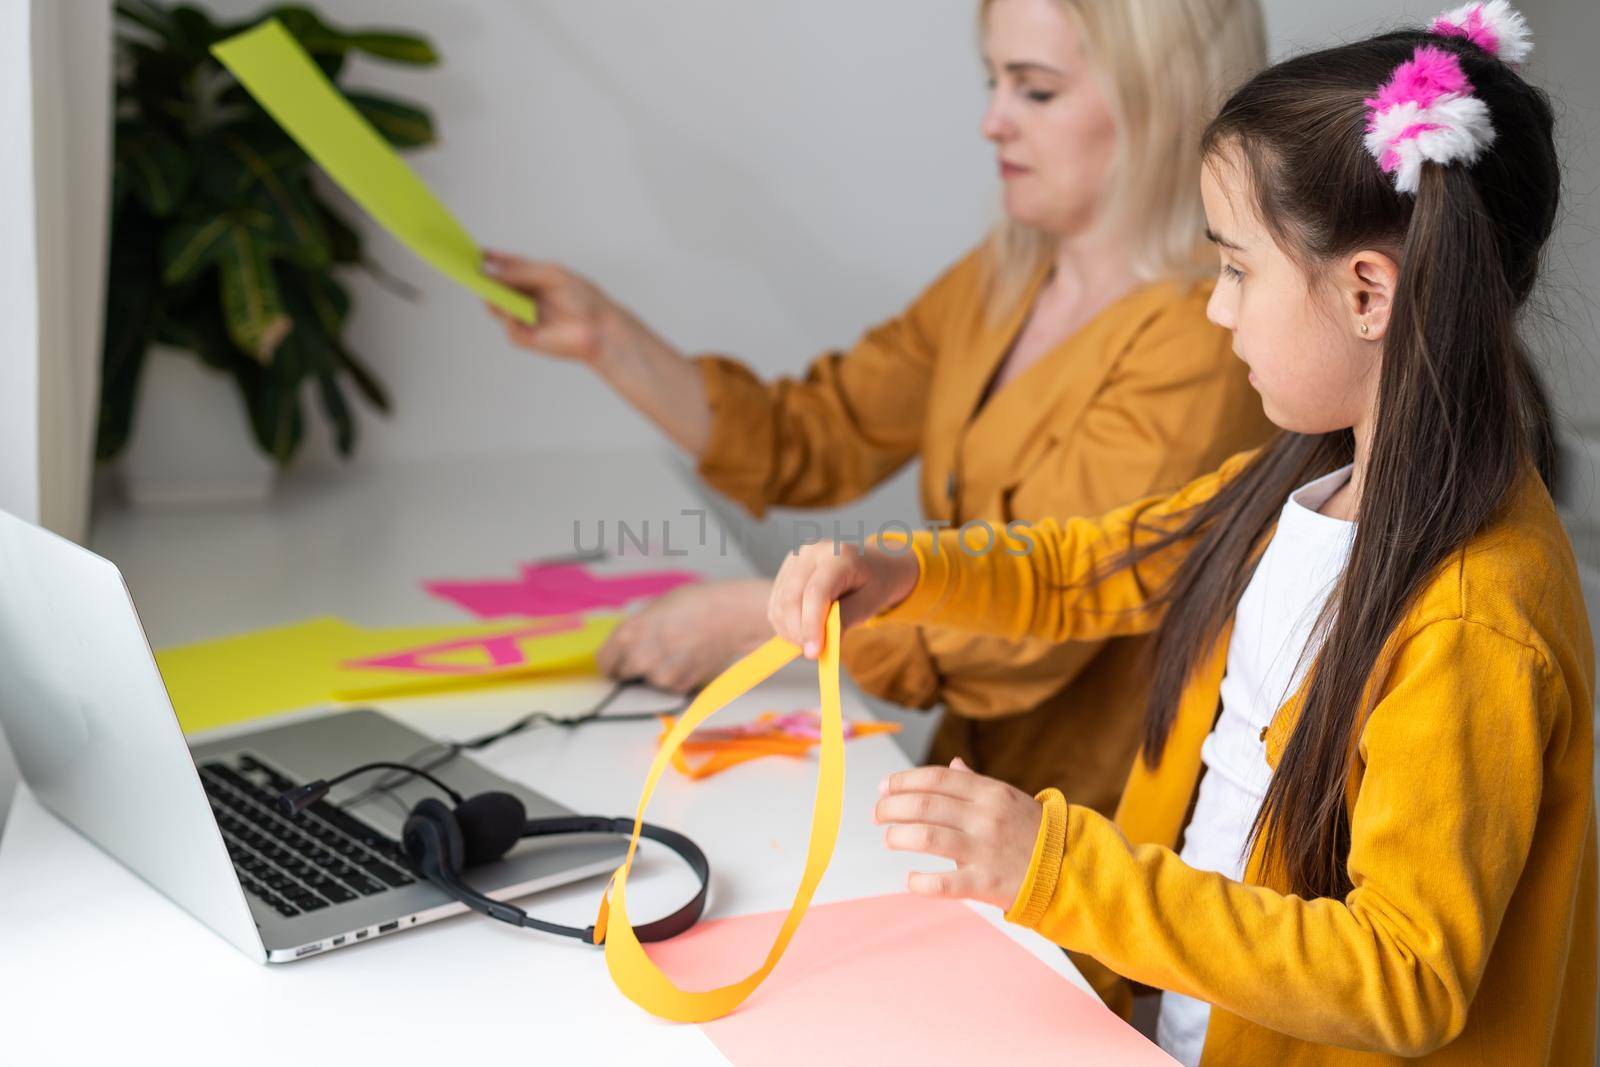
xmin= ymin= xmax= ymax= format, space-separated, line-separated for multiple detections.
xmin=481 ymin=250 xmax=632 ymax=367
xmin=875 ymin=758 xmax=1043 ymax=910
xmin=767 ymin=540 xmax=920 ymax=658
xmin=595 ymin=581 xmax=772 ymax=693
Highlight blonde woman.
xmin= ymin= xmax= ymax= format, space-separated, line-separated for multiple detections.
xmin=487 ymin=0 xmax=1271 ymax=834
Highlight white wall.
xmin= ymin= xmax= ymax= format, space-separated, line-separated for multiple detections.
xmin=1521 ymin=0 xmax=1600 ymax=528
xmin=168 ymin=2 xmax=1594 ymax=494
xmin=190 ymin=0 xmax=992 ymax=469
xmin=0 ymin=0 xmax=41 ymax=840
xmin=0 ymin=0 xmax=113 ymax=837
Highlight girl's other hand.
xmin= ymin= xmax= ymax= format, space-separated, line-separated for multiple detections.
xmin=874 ymin=757 xmax=1043 ymax=911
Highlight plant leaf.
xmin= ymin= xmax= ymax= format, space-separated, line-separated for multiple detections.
xmin=235 ymin=344 xmax=304 ymax=464
xmin=316 ymin=372 xmax=356 ymax=455
xmin=168 ymin=4 xmax=219 ymax=56
xmin=216 ymin=218 xmax=291 ymax=362
xmin=192 ymin=137 xmax=256 ymax=203
xmin=117 ymin=129 xmax=192 ymax=217
xmin=338 ymin=348 xmax=392 ymax=414
xmin=318 ymin=202 xmax=363 ymax=264
xmin=114 ymin=0 xmax=171 ymax=43
xmin=155 ymin=290 xmax=234 ymax=371
xmin=218 ymin=129 xmax=331 ymax=267
xmin=348 ymin=32 xmax=438 ymax=66
xmin=345 ymin=91 xmax=436 ymax=148
xmin=97 ymin=203 xmax=163 ymax=460
xmin=300 ymin=271 xmax=351 ymax=337
xmin=160 ymin=214 xmax=231 ymax=284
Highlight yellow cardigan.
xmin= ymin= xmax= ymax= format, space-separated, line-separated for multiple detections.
xmin=696 ymin=245 xmax=1273 ymax=811
xmin=876 ymin=447 xmax=1597 ymax=1064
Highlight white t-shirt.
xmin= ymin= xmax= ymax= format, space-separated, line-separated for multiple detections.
xmin=1156 ymin=464 xmax=1356 ymax=1066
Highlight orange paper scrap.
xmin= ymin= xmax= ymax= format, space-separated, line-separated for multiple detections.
xmin=660 ymin=709 xmax=899 ymax=780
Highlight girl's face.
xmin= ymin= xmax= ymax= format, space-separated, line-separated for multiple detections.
xmin=1200 ymin=150 xmax=1390 ymax=436
xmin=980 ymin=0 xmax=1118 ymax=237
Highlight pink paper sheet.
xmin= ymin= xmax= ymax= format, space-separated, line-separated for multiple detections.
xmin=424 ymin=562 xmax=699 ymax=619
xmin=644 ymin=893 xmax=1175 ymax=1065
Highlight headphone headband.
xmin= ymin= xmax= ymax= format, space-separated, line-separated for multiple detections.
xmin=401 ymin=794 xmax=710 ymax=944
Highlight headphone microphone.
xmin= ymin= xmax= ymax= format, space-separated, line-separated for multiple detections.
xmin=280 ymin=760 xmax=710 ymax=944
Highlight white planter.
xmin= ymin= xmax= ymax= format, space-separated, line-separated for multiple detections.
xmin=120 ymin=345 xmax=277 ymax=507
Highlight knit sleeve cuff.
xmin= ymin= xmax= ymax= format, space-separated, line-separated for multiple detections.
xmin=874 ymin=531 xmax=956 ymax=625
xmin=1004 ymin=787 xmax=1068 ymax=930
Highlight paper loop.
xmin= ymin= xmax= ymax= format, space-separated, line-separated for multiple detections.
xmin=594 ymin=604 xmax=843 ymax=1022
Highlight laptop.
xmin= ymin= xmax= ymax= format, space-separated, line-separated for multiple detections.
xmin=0 ymin=508 xmax=626 ymax=962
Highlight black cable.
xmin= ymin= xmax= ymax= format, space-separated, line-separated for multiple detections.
xmin=335 ymin=678 xmax=695 ymax=812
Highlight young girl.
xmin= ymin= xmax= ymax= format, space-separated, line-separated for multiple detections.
xmin=769 ymin=3 xmax=1595 ymax=1062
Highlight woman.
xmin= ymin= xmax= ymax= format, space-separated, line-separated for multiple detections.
xmin=484 ymin=0 xmax=1272 ymax=818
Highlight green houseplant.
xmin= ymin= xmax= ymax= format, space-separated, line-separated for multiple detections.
xmin=101 ymin=1 xmax=440 ymax=467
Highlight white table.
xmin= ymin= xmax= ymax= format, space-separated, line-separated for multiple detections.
xmin=0 ymin=450 xmax=1093 ymax=1064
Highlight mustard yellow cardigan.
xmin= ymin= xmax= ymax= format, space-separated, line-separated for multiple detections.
xmin=695 ymin=246 xmax=1273 ymax=813
xmin=875 ymin=447 xmax=1597 ymax=1064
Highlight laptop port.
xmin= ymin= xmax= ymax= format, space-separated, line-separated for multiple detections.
xmin=355 ymin=929 xmax=369 ymax=940
xmin=331 ymin=936 xmax=346 ymax=946
xmin=378 ymin=921 xmax=399 ymax=934
xmin=294 ymin=943 xmax=323 ymax=958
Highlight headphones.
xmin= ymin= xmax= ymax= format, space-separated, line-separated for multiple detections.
xmin=277 ymin=760 xmax=710 ymax=944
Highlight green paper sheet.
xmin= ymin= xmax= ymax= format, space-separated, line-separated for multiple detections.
xmin=212 ymin=19 xmax=536 ymax=323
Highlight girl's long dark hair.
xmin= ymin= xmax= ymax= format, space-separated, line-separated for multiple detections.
xmin=1122 ymin=31 xmax=1560 ymax=900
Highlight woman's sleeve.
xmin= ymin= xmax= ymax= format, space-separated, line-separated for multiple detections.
xmin=1003 ymin=619 xmax=1561 ymax=1055
xmin=875 ymin=447 xmax=1258 ymax=645
xmin=693 ymin=253 xmax=980 ymax=518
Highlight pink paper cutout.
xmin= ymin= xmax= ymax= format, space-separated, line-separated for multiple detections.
xmin=644 ymin=893 xmax=1176 ymax=1065
xmin=425 ymin=562 xmax=700 ymax=620
xmin=343 ymin=616 xmax=584 ymax=675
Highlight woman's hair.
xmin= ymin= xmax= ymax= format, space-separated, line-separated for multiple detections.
xmin=978 ymin=0 xmax=1267 ymax=319
xmin=1118 ymin=25 xmax=1560 ymax=900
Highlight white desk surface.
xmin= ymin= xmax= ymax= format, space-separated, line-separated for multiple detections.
xmin=0 ymin=449 xmax=1093 ymax=1064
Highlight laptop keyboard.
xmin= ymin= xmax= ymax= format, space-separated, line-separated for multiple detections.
xmin=199 ymin=755 xmax=416 ymax=919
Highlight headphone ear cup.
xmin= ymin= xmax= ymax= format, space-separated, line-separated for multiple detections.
xmin=403 ymin=796 xmax=465 ymax=877
xmin=453 ymin=791 xmax=528 ymax=867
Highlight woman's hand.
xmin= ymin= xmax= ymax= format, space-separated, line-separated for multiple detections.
xmin=482 ymin=251 xmax=627 ymax=367
xmin=875 ymin=758 xmax=1043 ymax=910
xmin=594 ymin=580 xmax=772 ymax=693
xmin=480 ymin=249 xmax=712 ymax=457
xmin=767 ymin=540 xmax=920 ymax=658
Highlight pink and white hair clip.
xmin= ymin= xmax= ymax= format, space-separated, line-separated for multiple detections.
xmin=1362 ymin=3 xmax=1533 ymax=194
xmin=1430 ymin=1 xmax=1533 ymax=66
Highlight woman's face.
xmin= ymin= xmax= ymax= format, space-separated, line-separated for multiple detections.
xmin=980 ymin=0 xmax=1119 ymax=236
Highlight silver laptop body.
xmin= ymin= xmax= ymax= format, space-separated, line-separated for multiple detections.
xmin=0 ymin=508 xmax=625 ymax=963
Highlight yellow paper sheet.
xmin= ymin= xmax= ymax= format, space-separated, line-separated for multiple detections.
xmin=156 ymin=614 xmax=620 ymax=734
xmin=594 ymin=604 xmax=844 ymax=1022
xmin=211 ymin=20 xmax=536 ymax=323
xmin=330 ymin=614 xmax=620 ymax=700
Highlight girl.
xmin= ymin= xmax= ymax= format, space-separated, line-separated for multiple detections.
xmin=483 ymin=0 xmax=1272 ymax=825
xmin=769 ymin=3 xmax=1596 ymax=1062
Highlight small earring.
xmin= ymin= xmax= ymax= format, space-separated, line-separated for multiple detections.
xmin=1359 ymin=321 xmax=1370 ymax=336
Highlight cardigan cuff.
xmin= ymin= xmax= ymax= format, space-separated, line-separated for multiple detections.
xmin=1004 ymin=787 xmax=1068 ymax=929
xmin=875 ymin=531 xmax=956 ymax=625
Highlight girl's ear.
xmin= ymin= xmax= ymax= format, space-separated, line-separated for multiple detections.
xmin=1339 ymin=249 xmax=1400 ymax=343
